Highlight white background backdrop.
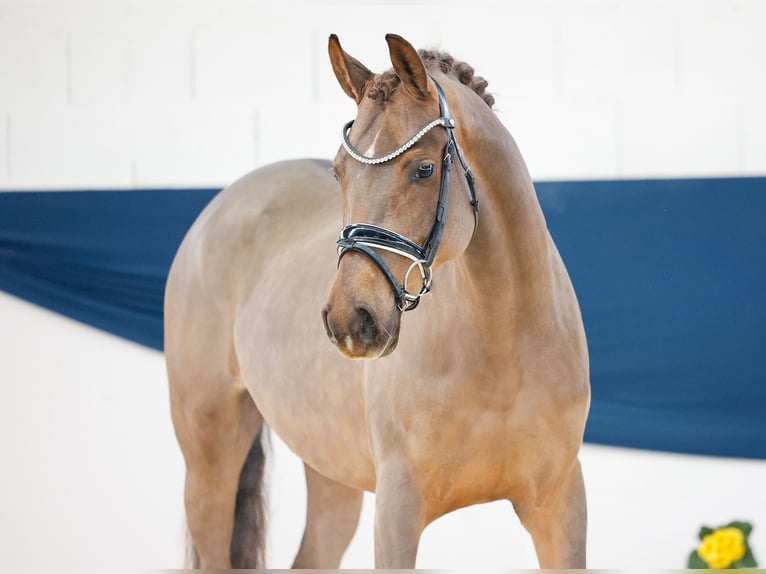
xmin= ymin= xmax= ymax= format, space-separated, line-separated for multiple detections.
xmin=1 ymin=0 xmax=765 ymax=569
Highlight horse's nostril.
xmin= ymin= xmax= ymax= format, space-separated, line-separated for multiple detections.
xmin=356 ymin=307 xmax=379 ymax=346
xmin=322 ymin=305 xmax=337 ymax=344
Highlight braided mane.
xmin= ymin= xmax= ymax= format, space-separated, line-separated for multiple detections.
xmin=366 ymin=49 xmax=495 ymax=108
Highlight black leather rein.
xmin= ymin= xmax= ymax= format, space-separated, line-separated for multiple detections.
xmin=336 ymin=79 xmax=479 ymax=311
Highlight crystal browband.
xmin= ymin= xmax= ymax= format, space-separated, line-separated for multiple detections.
xmin=341 ymin=117 xmax=455 ymax=165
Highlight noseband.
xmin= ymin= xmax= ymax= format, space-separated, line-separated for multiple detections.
xmin=336 ymin=79 xmax=479 ymax=311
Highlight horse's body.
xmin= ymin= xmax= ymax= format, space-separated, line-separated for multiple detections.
xmin=165 ymin=35 xmax=590 ymax=569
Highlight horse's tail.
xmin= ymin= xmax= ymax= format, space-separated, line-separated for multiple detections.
xmin=231 ymin=427 xmax=269 ymax=567
xmin=185 ymin=426 xmax=269 ymax=568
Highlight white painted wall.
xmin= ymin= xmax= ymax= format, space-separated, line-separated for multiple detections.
xmin=0 ymin=0 xmax=764 ymax=569
xmin=1 ymin=0 xmax=765 ymax=190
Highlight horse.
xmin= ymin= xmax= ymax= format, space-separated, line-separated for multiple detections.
xmin=164 ymin=33 xmax=590 ymax=569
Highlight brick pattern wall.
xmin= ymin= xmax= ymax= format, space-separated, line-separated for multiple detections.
xmin=1 ymin=0 xmax=764 ymax=189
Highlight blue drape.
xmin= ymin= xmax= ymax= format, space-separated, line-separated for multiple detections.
xmin=537 ymin=178 xmax=766 ymax=459
xmin=0 ymin=188 xmax=214 ymax=351
xmin=1 ymin=177 xmax=764 ymax=459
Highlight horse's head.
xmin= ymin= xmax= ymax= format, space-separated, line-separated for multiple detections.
xmin=322 ymin=34 xmax=479 ymax=359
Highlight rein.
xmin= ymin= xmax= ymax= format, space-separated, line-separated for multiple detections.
xmin=336 ymin=79 xmax=479 ymax=311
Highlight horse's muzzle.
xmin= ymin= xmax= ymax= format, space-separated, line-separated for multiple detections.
xmin=322 ymin=303 xmax=398 ymax=359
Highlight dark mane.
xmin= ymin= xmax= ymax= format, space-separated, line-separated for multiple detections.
xmin=366 ymin=49 xmax=495 ymax=108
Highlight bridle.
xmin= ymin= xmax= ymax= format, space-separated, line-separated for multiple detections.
xmin=336 ymin=78 xmax=479 ymax=312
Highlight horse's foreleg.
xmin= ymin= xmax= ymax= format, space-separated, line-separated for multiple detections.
xmin=515 ymin=459 xmax=587 ymax=568
xmin=373 ymin=458 xmax=425 ymax=568
xmin=292 ymin=463 xmax=364 ymax=568
xmin=171 ymin=380 xmax=263 ymax=569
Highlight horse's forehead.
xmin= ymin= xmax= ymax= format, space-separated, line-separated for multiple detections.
xmin=346 ymin=97 xmax=437 ymax=158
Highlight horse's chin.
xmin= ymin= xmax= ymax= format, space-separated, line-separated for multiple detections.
xmin=377 ymin=335 xmax=399 ymax=358
xmin=334 ymin=330 xmax=399 ymax=360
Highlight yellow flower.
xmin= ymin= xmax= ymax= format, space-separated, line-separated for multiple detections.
xmin=698 ymin=526 xmax=747 ymax=569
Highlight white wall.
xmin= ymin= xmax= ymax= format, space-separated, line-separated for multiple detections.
xmin=0 ymin=0 xmax=764 ymax=569
xmin=1 ymin=0 xmax=765 ymax=190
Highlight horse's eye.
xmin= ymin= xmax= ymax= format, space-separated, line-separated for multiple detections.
xmin=416 ymin=163 xmax=434 ymax=179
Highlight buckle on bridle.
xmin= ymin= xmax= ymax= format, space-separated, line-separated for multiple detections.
xmin=400 ymin=259 xmax=432 ymax=311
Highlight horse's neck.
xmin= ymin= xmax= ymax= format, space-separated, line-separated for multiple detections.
xmin=455 ymin=116 xmax=556 ymax=323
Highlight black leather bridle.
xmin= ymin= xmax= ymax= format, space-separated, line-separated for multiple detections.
xmin=336 ymin=79 xmax=479 ymax=311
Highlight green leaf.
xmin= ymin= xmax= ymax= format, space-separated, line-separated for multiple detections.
xmin=699 ymin=526 xmax=714 ymax=540
xmin=736 ymin=546 xmax=758 ymax=568
xmin=688 ymin=550 xmax=709 ymax=569
xmin=727 ymin=520 xmax=753 ymax=537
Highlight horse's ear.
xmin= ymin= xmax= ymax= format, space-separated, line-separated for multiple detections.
xmin=385 ymin=33 xmax=429 ymax=100
xmin=328 ymin=34 xmax=373 ymax=104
